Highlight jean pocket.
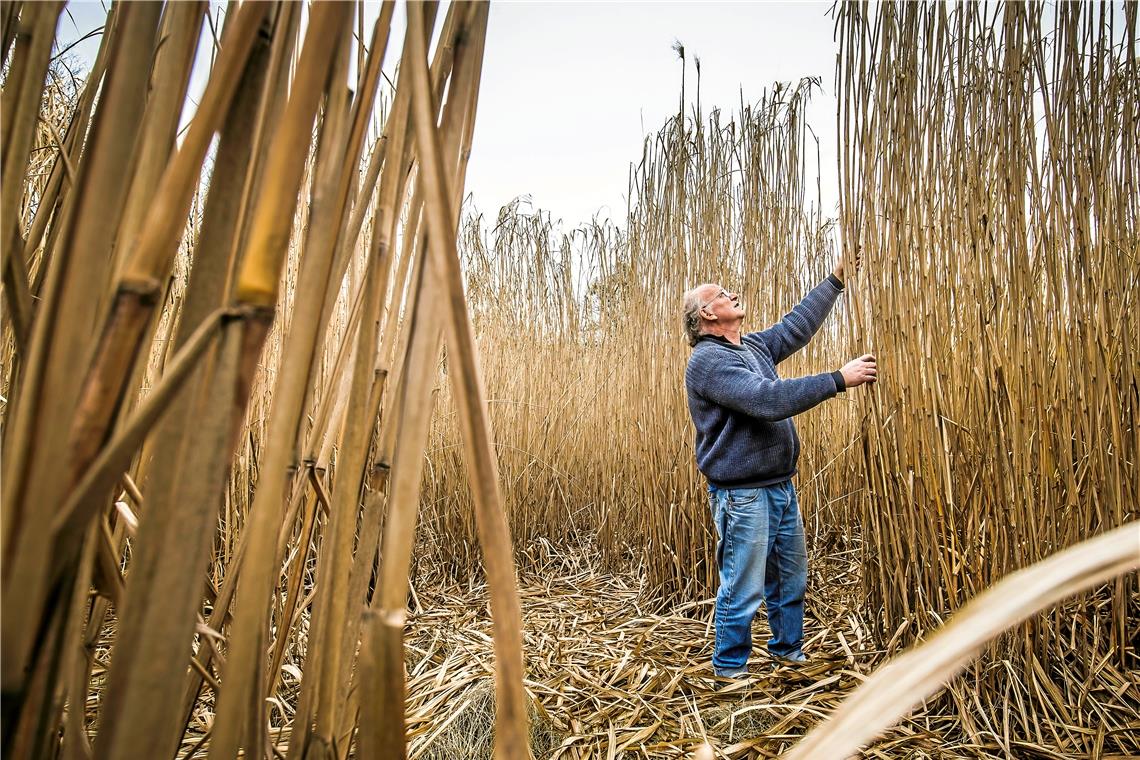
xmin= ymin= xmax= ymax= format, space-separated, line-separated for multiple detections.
xmin=726 ymin=487 xmax=762 ymax=509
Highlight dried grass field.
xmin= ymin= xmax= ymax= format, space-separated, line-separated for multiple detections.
xmin=1 ymin=2 xmax=1137 ymax=759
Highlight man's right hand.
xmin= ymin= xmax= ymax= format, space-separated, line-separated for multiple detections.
xmin=841 ymin=354 xmax=878 ymax=388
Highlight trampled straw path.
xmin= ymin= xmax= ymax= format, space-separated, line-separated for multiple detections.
xmin=160 ymin=538 xmax=1133 ymax=759
xmin=401 ymin=545 xmax=1138 ymax=760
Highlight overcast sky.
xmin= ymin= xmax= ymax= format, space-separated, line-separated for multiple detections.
xmin=59 ymin=1 xmax=841 ymax=227
xmin=470 ymin=2 xmax=840 ymax=224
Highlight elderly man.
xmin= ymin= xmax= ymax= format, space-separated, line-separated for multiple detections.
xmin=683 ymin=258 xmax=876 ymax=677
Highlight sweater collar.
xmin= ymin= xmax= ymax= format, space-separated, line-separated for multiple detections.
xmin=697 ymin=333 xmax=744 ymax=349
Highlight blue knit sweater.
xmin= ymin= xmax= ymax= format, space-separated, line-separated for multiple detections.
xmin=685 ymin=274 xmax=846 ymax=488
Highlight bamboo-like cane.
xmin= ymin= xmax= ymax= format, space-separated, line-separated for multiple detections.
xmin=0 ymin=4 xmax=162 ymax=739
xmin=51 ymin=307 xmax=237 ymax=547
xmin=68 ymin=0 xmax=268 ymax=492
xmin=784 ymin=522 xmax=1140 ymax=760
xmin=109 ymin=1 xmax=207 ymax=282
xmin=0 ymin=1 xmax=59 ymax=236
xmin=92 ymin=7 xmax=296 ymax=758
xmin=293 ymin=0 xmax=394 ymax=475
xmin=104 ymin=313 xmax=246 ymax=752
xmin=66 ymin=10 xmax=280 ymax=747
xmin=301 ymin=79 xmax=407 ymax=760
xmin=404 ymin=5 xmax=530 ymax=759
xmin=357 ymin=232 xmax=448 ymax=760
xmin=197 ymin=6 xmax=353 ymax=760
xmin=286 ymin=7 xmax=444 ymax=757
xmin=60 ymin=523 xmax=99 ymax=760
xmin=368 ymin=0 xmax=477 ymax=478
xmin=0 ymin=1 xmax=21 ymax=64
xmin=206 ymin=13 xmax=361 ymax=760
xmin=263 ymin=478 xmax=322 ymax=698
xmin=342 ymin=6 xmax=489 ymax=759
xmin=21 ymin=2 xmax=117 ymax=301
xmin=129 ymin=9 xmax=290 ymax=747
xmin=230 ymin=5 xmax=353 ymax=310
xmin=307 ymin=276 xmax=367 ymax=468
xmin=331 ymin=3 xmax=484 ymax=745
xmin=357 ymin=3 xmax=486 ymax=755
xmin=0 ymin=1 xmax=63 ymax=347
xmin=304 ymin=0 xmax=395 ymax=334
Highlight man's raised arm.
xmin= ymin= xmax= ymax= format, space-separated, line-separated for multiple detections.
xmin=751 ymin=273 xmax=844 ymax=364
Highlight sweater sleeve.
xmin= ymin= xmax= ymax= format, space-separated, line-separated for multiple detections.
xmin=690 ymin=351 xmax=839 ymax=422
xmin=831 ymin=370 xmax=846 ymax=393
xmin=752 ymin=274 xmax=843 ymax=364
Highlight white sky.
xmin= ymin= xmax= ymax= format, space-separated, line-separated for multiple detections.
xmin=470 ymin=2 xmax=840 ymax=224
xmin=58 ymin=1 xmax=841 ymax=227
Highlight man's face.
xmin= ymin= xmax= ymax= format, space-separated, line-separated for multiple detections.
xmin=699 ymin=284 xmax=745 ymax=324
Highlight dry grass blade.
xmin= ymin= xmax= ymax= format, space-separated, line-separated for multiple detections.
xmin=785 ymin=522 xmax=1140 ymax=759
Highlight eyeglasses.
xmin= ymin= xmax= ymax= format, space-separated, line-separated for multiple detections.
xmin=700 ymin=289 xmax=732 ymax=309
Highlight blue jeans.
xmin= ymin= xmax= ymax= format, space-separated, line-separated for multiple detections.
xmin=708 ymin=480 xmax=807 ymax=674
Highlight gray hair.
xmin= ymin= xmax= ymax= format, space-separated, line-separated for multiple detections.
xmin=682 ymin=284 xmax=713 ymax=347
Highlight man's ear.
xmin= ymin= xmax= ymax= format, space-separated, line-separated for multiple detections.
xmin=701 ymin=308 xmax=716 ymax=321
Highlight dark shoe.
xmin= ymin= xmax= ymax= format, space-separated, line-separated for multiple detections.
xmin=714 ymin=666 xmax=749 ymax=678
